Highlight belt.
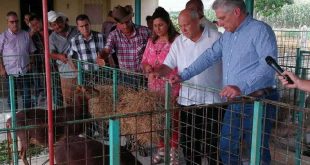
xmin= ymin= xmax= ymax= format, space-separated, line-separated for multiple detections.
xmin=248 ymin=87 xmax=276 ymax=97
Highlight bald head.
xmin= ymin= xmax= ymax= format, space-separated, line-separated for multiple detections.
xmin=179 ymin=9 xmax=200 ymax=21
xmin=178 ymin=9 xmax=202 ymax=42
xmin=185 ymin=0 xmax=204 ymax=18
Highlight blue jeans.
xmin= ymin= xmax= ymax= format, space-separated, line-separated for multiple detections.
xmin=7 ymin=74 xmax=32 ymax=109
xmin=219 ymin=90 xmax=278 ymax=165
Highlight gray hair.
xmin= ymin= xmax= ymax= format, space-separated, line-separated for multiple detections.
xmin=212 ymin=0 xmax=246 ymax=13
xmin=6 ymin=11 xmax=18 ymax=20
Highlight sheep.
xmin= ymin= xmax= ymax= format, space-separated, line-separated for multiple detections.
xmin=55 ymin=136 xmax=143 ymax=165
xmin=6 ymin=86 xmax=99 ymax=165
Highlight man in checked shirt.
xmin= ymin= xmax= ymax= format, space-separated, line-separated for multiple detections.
xmin=97 ymin=5 xmax=150 ymax=88
xmin=68 ymin=14 xmax=106 ymax=85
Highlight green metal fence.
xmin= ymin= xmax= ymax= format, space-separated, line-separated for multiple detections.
xmin=275 ymin=29 xmax=310 ymax=108
xmin=1 ymin=58 xmax=310 ymax=164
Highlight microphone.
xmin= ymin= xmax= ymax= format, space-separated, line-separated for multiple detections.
xmin=265 ymin=56 xmax=294 ymax=84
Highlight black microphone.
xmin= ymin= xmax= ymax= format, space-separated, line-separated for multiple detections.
xmin=265 ymin=56 xmax=294 ymax=84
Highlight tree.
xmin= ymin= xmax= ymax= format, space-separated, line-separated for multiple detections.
xmin=258 ymin=3 xmax=310 ymax=28
xmin=255 ymin=0 xmax=293 ymax=16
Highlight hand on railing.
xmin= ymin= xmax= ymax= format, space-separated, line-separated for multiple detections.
xmin=169 ymin=74 xmax=182 ymax=84
xmin=142 ymin=64 xmax=154 ymax=78
xmin=219 ymin=85 xmax=241 ymax=99
xmin=58 ymin=54 xmax=68 ymax=64
xmin=0 ymin=67 xmax=6 ymax=78
xmin=96 ymin=52 xmax=106 ymax=67
xmin=147 ymin=72 xmax=160 ymax=81
xmin=27 ymin=63 xmax=32 ymax=72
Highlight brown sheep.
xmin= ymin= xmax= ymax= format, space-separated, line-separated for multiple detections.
xmin=6 ymin=86 xmax=99 ymax=165
xmin=55 ymin=136 xmax=143 ymax=165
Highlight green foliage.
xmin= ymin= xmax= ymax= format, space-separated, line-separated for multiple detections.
xmin=0 ymin=140 xmax=45 ymax=164
xmin=168 ymin=1 xmax=310 ymax=30
xmin=255 ymin=0 xmax=293 ymax=17
xmin=0 ymin=140 xmax=10 ymax=164
xmin=258 ymin=3 xmax=310 ymax=28
xmin=170 ymin=14 xmax=180 ymax=32
xmin=204 ymin=10 xmax=217 ymax=22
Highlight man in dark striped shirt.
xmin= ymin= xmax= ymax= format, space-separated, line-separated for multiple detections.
xmin=68 ymin=14 xmax=105 ymax=72
xmin=68 ymin=14 xmax=106 ymax=86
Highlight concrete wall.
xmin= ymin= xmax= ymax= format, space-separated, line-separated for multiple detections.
xmin=54 ymin=0 xmax=83 ymax=26
xmin=141 ymin=0 xmax=158 ymax=26
xmin=0 ymin=0 xmax=19 ymax=32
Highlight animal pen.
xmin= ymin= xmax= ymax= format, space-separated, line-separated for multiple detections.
xmin=0 ymin=56 xmax=309 ymax=165
xmin=0 ymin=1 xmax=310 ymax=163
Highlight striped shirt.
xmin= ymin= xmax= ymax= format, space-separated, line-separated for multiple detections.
xmin=69 ymin=31 xmax=105 ymax=71
xmin=105 ymin=24 xmax=150 ymax=72
xmin=180 ymin=15 xmax=278 ymax=95
xmin=0 ymin=29 xmax=36 ymax=76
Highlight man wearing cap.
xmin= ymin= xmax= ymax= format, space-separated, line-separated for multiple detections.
xmin=48 ymin=10 xmax=78 ymax=107
xmin=0 ymin=11 xmax=36 ymax=109
xmin=97 ymin=5 xmax=150 ymax=72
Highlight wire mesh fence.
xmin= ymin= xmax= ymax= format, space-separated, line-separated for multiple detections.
xmin=1 ymin=58 xmax=310 ymax=165
xmin=275 ymin=30 xmax=310 ymax=108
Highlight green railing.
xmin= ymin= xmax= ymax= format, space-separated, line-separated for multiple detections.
xmin=1 ymin=58 xmax=310 ymax=164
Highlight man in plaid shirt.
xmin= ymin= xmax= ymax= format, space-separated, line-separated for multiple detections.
xmin=97 ymin=5 xmax=150 ymax=72
xmin=68 ymin=14 xmax=107 ymax=86
xmin=68 ymin=14 xmax=105 ymax=72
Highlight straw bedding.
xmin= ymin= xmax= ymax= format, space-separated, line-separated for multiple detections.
xmin=88 ymin=85 xmax=133 ymax=118
xmin=89 ymin=84 xmax=166 ymax=145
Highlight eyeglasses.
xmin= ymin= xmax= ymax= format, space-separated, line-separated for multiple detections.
xmin=8 ymin=20 xmax=19 ymax=24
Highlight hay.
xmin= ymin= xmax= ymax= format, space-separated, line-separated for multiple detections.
xmin=117 ymin=89 xmax=164 ymax=145
xmin=88 ymin=85 xmax=133 ymax=118
xmin=89 ymin=84 xmax=171 ymax=145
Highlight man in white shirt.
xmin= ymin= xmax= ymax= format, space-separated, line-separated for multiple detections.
xmin=154 ymin=9 xmax=223 ymax=165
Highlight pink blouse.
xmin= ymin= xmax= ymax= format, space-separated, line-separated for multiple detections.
xmin=142 ymin=39 xmax=180 ymax=98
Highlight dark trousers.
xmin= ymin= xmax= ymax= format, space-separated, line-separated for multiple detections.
xmin=32 ymin=73 xmax=44 ymax=97
xmin=32 ymin=54 xmax=45 ymax=98
xmin=7 ymin=74 xmax=31 ymax=109
xmin=180 ymin=105 xmax=224 ymax=165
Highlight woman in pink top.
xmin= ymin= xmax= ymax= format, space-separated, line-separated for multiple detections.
xmin=141 ymin=7 xmax=180 ymax=164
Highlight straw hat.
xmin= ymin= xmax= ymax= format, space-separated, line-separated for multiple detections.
xmin=112 ymin=5 xmax=133 ymax=23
